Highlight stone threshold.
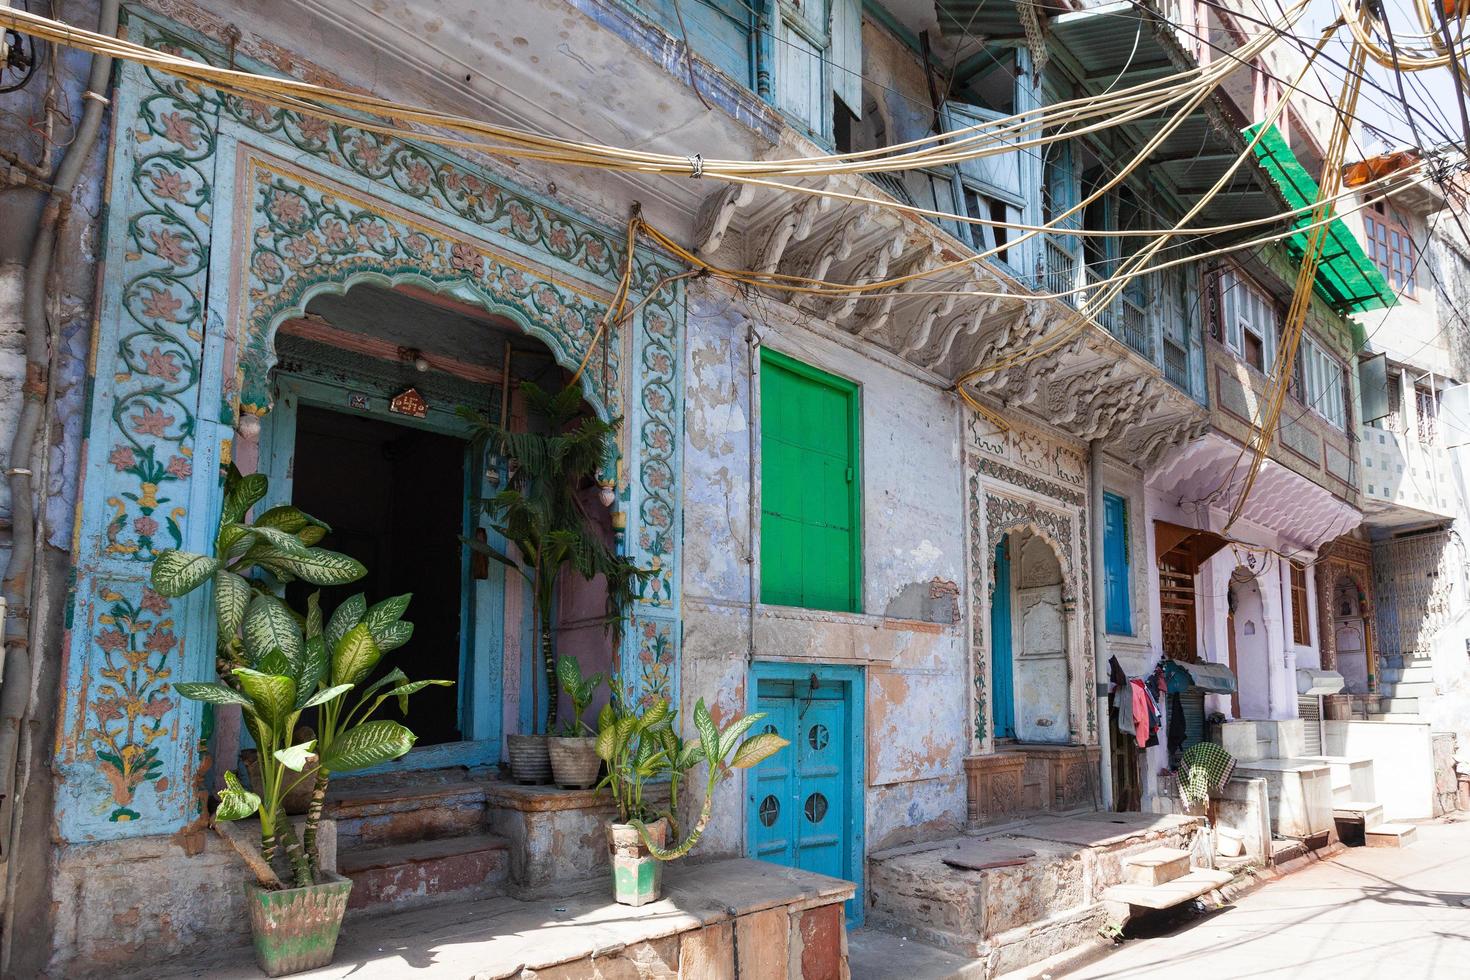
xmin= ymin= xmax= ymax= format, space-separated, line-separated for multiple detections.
xmin=156 ymin=858 xmax=854 ymax=979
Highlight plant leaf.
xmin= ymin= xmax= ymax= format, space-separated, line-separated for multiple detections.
xmin=297 ymin=524 xmax=327 ymax=547
xmin=150 ymin=550 xmax=220 ymax=597
xmin=216 ymin=770 xmax=261 ymax=822
xmin=213 ymin=570 xmax=251 ymax=642
xmin=246 ymin=525 xmax=311 ymax=557
xmin=274 ymin=739 xmax=318 ymax=772
xmin=359 ymin=667 xmax=408 ymax=703
xmin=305 ymin=591 xmax=323 ymax=639
xmin=243 ymin=594 xmax=303 ymax=667
xmin=363 ymin=594 xmax=412 ymax=635
xmin=326 ymin=593 xmax=366 ymax=652
xmin=221 ymin=471 xmax=269 ymax=526
xmin=253 ymin=505 xmax=326 ymax=535
xmin=718 ymin=712 xmax=765 ymax=761
xmin=730 ymin=732 xmax=789 ymax=770
xmin=233 ymin=667 xmax=298 ymax=728
xmin=294 ymin=636 xmax=329 ymax=709
xmin=595 ymin=724 xmax=618 ymax=761
xmin=372 ymin=620 xmax=414 ymax=654
xmin=256 ymin=648 xmax=294 ymax=679
xmin=271 ymin=548 xmax=367 ymax=586
xmin=389 ymin=679 xmax=454 ymax=714
xmin=557 ymin=656 xmax=581 ymax=696
xmin=332 ymin=623 xmax=381 ymax=687
xmin=175 ymin=682 xmax=253 ymax=708
xmin=299 ymin=683 xmax=353 ymax=711
xmin=640 ymin=698 xmax=670 ymax=732
xmin=693 ymin=699 xmax=719 ymax=765
xmin=318 ymin=720 xmax=417 ymax=772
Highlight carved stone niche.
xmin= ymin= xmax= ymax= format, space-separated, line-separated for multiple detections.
xmin=963 ymin=754 xmax=1027 ymax=827
xmin=964 ymin=745 xmax=1103 ymax=827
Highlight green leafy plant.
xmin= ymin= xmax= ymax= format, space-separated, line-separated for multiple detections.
xmin=556 ymin=655 xmax=604 ymax=737
xmin=153 ymin=467 xmax=451 ymax=887
xmin=594 ymin=680 xmax=788 ymax=861
xmin=460 ymin=382 xmax=650 ymax=733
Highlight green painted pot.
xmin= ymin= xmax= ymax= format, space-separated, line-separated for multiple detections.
xmin=607 ymin=817 xmax=669 ymax=907
xmin=244 ymin=873 xmax=353 ymax=977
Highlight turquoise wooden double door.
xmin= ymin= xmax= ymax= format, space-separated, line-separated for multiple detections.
xmin=747 ymin=665 xmax=864 ymax=922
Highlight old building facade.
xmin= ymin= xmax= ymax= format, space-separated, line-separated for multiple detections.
xmin=0 ymin=0 xmax=1463 ymax=974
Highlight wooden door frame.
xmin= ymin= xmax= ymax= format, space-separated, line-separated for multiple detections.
xmin=746 ymin=660 xmax=866 ymax=925
xmin=259 ymin=370 xmax=505 ymax=772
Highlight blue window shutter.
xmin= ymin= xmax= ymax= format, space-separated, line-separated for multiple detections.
xmin=1103 ymin=493 xmax=1132 ymax=634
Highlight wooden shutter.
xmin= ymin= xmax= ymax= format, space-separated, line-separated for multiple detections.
xmin=942 ymin=101 xmax=1025 ymax=205
xmin=760 ymin=351 xmax=860 ymax=612
xmin=1103 ymin=493 xmax=1131 ymax=634
xmin=829 ymin=0 xmax=862 ymax=117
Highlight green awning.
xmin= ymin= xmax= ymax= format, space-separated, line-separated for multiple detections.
xmin=1243 ymin=122 xmax=1397 ymax=326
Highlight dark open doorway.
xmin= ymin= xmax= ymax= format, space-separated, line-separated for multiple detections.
xmin=288 ymin=404 xmax=466 ymax=746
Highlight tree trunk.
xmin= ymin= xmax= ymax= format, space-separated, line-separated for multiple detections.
xmin=540 ymin=610 xmax=558 ymax=733
xmin=302 ymin=767 xmax=330 ymax=878
xmin=277 ymin=806 xmax=312 ymax=888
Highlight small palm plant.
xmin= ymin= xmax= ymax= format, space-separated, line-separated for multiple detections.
xmin=151 ymin=467 xmax=450 ymax=887
xmin=461 ymin=382 xmax=649 ymax=733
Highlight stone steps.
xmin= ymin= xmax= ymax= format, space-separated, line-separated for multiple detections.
xmin=340 ymin=831 xmax=510 ymax=910
xmin=1365 ymin=823 xmax=1418 ymax=848
xmin=1333 ymin=800 xmax=1385 ymax=828
xmin=1376 ymin=697 xmax=1420 ymax=714
xmin=1102 ymin=868 xmax=1233 ymax=911
xmin=326 ymin=769 xmax=489 ymax=850
xmin=1122 ymin=847 xmax=1192 ymax=887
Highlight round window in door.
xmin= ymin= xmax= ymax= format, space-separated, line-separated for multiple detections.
xmin=807 ymin=723 xmax=829 ymax=751
xmin=804 ymin=792 xmax=828 ymax=823
xmin=758 ymin=795 xmax=781 ymax=827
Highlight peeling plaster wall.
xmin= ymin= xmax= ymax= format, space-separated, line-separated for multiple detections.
xmin=680 ymin=278 xmax=968 ymax=855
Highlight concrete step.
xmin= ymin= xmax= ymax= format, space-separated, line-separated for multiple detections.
xmin=1103 ymin=868 xmax=1233 ymax=910
xmin=1379 ymin=663 xmax=1434 ymax=685
xmin=1367 ymin=713 xmax=1426 ymax=723
xmin=1384 ymin=681 xmax=1435 ymax=700
xmin=1333 ymin=801 xmax=1385 ymax=828
xmin=1378 ymin=696 xmax=1420 ymax=713
xmin=340 ymin=831 xmax=510 ymax=910
xmin=1271 ymin=838 xmax=1307 ymax=865
xmin=1122 ymin=847 xmax=1192 ymax=887
xmin=1365 ymin=823 xmax=1418 ymax=848
xmin=326 ymin=769 xmax=488 ymax=849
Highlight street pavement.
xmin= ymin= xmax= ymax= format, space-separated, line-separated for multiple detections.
xmin=1056 ymin=815 xmax=1470 ymax=979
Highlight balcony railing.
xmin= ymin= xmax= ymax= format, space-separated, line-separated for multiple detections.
xmin=1044 ymin=236 xmax=1081 ymax=307
xmin=1163 ymin=338 xmax=1189 ymax=390
xmin=1119 ymin=292 xmax=1151 ymax=359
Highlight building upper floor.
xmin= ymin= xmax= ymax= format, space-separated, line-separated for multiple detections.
xmin=105 ymin=0 xmax=1406 ymax=489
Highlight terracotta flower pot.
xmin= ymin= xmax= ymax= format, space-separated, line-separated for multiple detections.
xmin=607 ymin=817 xmax=669 ymax=907
xmin=244 ymin=872 xmax=353 ymax=977
xmin=549 ymin=736 xmax=601 ymax=789
xmin=507 ymin=733 xmax=552 ymax=785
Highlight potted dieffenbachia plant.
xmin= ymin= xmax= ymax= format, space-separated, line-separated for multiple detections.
xmin=151 ymin=468 xmax=450 ymax=976
xmin=549 ymin=655 xmax=604 ymax=789
xmin=460 ymin=383 xmax=649 ymax=784
xmin=594 ymin=681 xmax=788 ymax=906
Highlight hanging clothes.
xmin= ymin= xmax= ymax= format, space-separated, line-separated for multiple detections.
xmin=1129 ymin=679 xmax=1151 ymax=748
xmin=1178 ymin=742 xmax=1237 ymax=807
xmin=1116 ymin=677 xmax=1136 ymax=738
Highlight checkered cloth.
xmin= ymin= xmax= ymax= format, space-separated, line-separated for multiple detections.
xmin=1178 ymin=742 xmax=1237 ymax=807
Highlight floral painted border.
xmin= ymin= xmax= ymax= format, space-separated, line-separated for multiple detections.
xmin=60 ymin=13 xmax=686 ymax=841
